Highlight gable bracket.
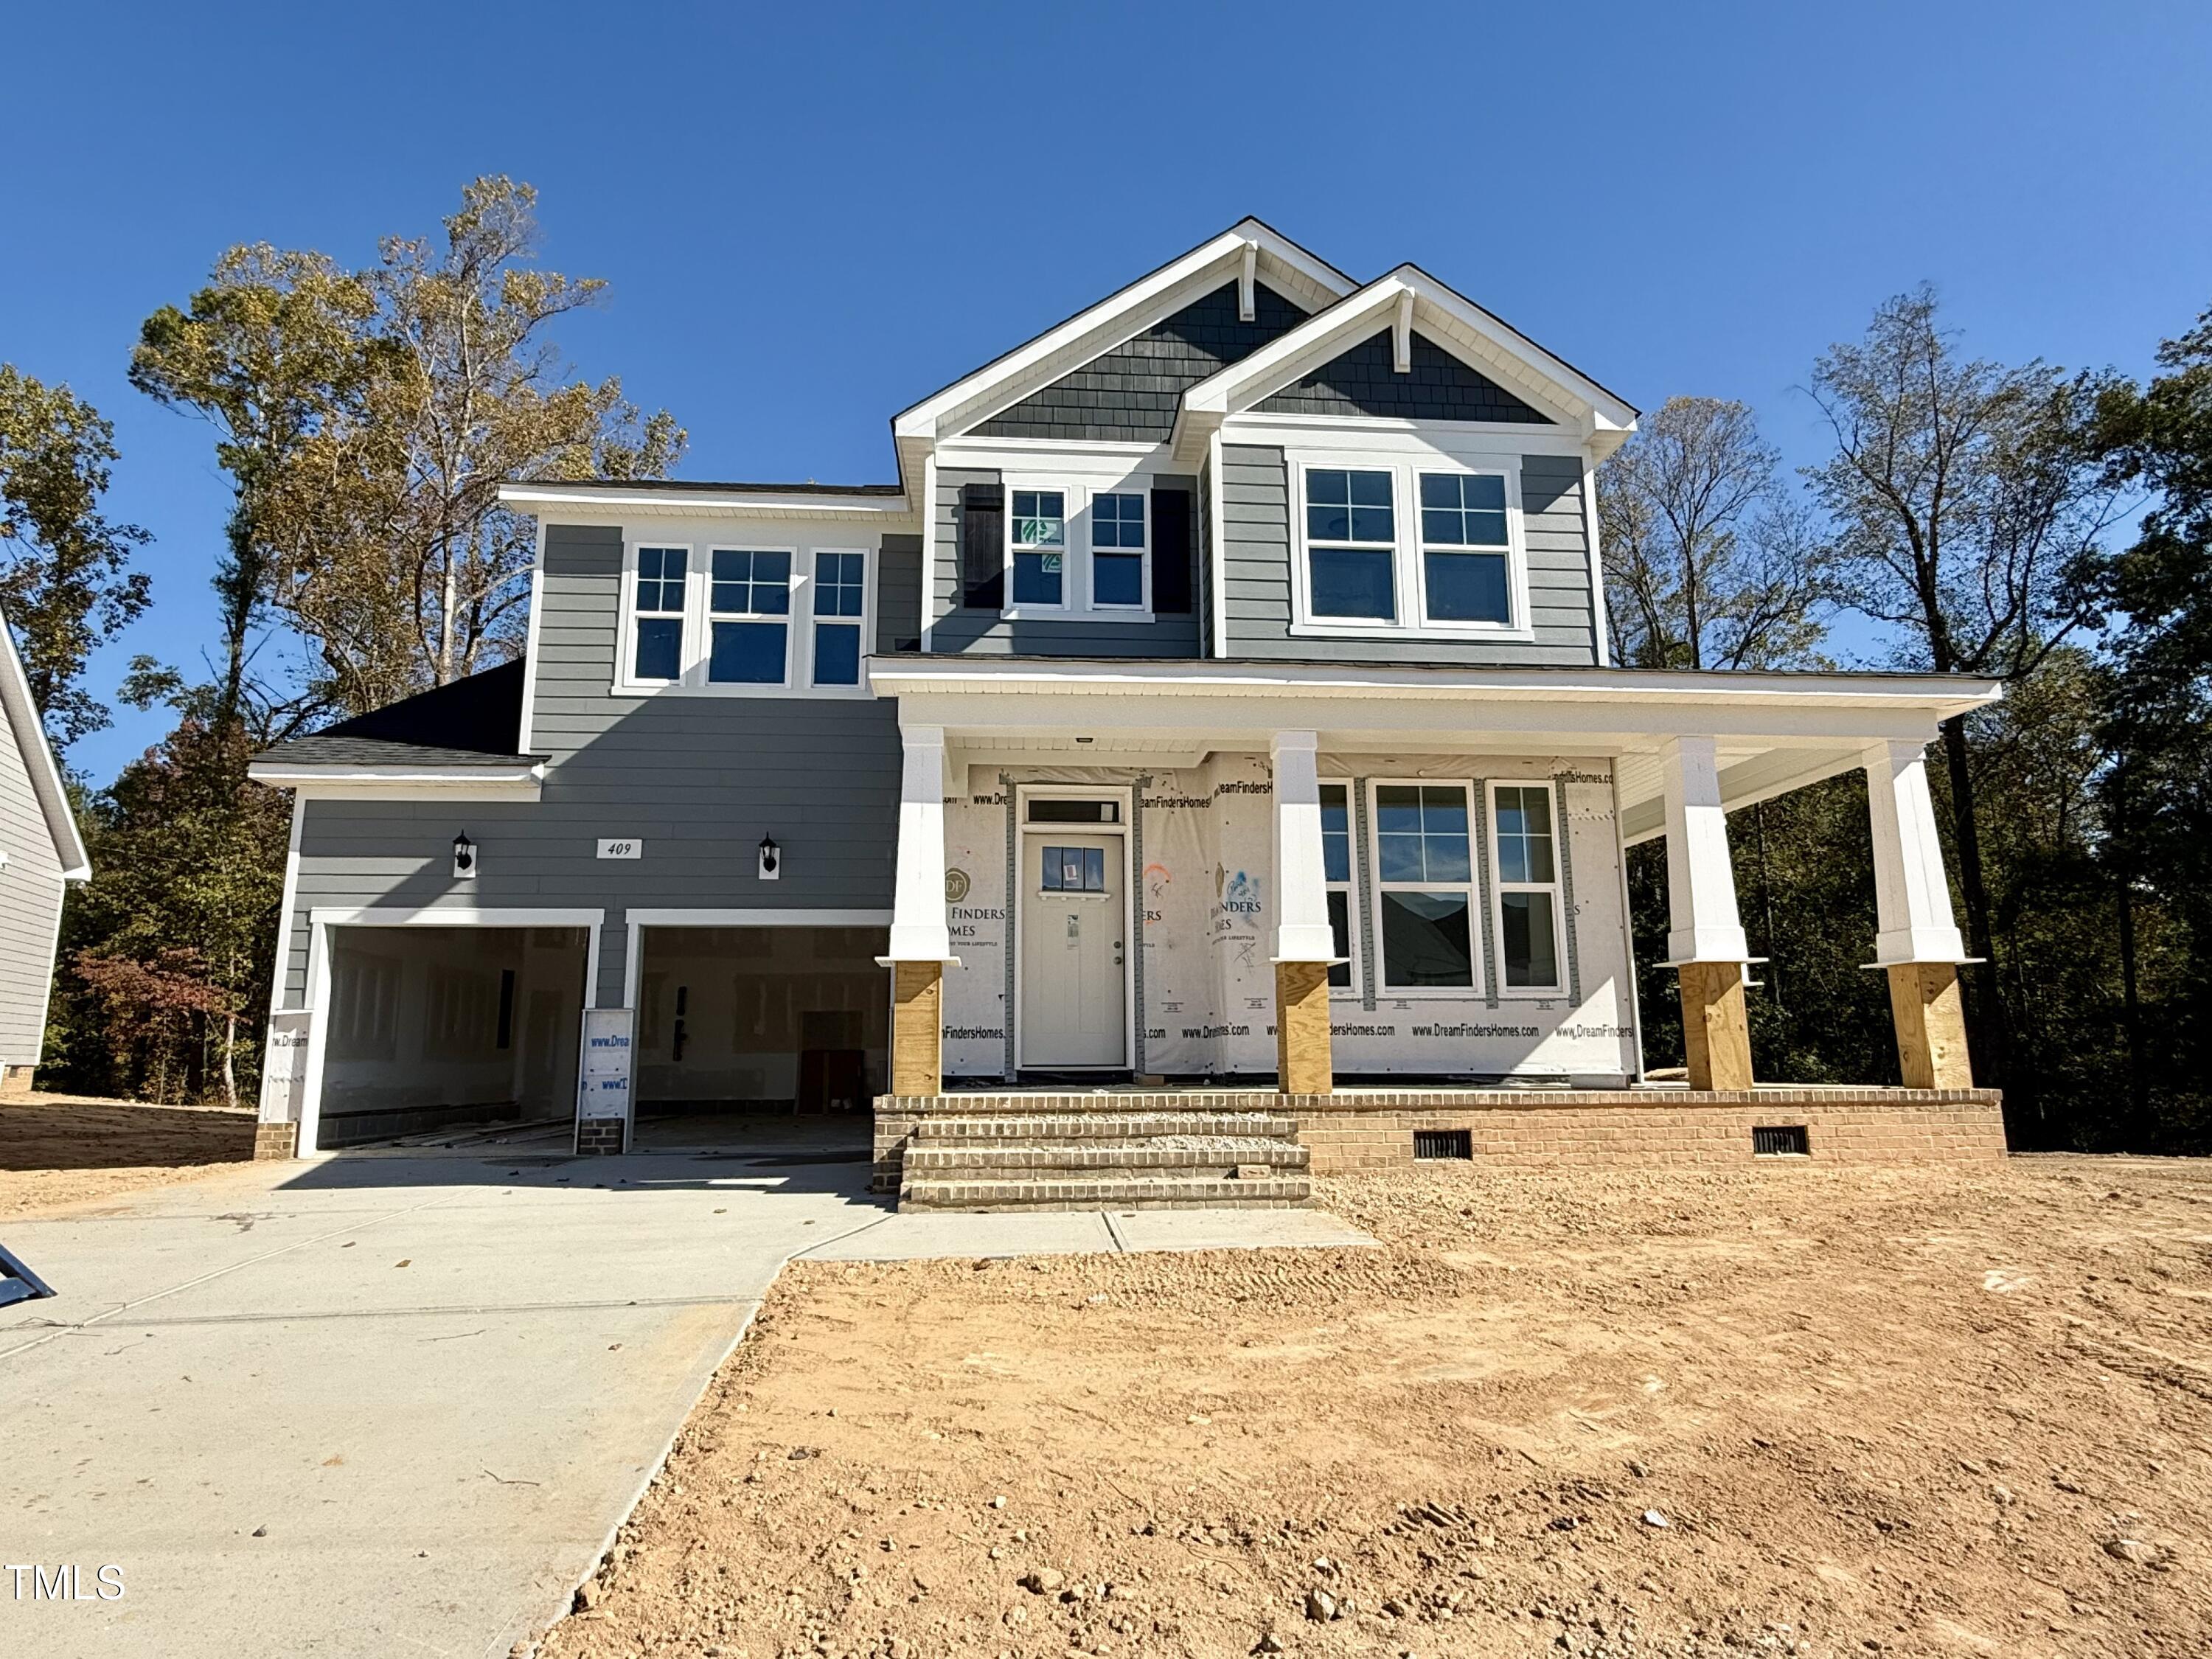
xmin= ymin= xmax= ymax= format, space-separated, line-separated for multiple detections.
xmin=1239 ymin=243 xmax=1257 ymax=323
xmin=1394 ymin=290 xmax=1414 ymax=374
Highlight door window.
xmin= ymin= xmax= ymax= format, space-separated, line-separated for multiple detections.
xmin=1040 ymin=845 xmax=1107 ymax=892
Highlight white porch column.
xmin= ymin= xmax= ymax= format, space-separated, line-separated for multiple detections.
xmin=1660 ymin=735 xmax=1753 ymax=1091
xmin=1863 ymin=740 xmax=1974 ymax=1089
xmin=1863 ymin=740 xmax=1967 ymax=966
xmin=1270 ymin=731 xmax=1335 ymax=962
xmin=1661 ymin=735 xmax=1749 ymax=965
xmin=1268 ymin=730 xmax=1335 ymax=1096
xmin=885 ymin=723 xmax=953 ymax=1098
xmin=887 ymin=723 xmax=953 ymax=963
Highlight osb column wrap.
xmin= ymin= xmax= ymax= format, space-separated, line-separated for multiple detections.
xmin=1273 ymin=960 xmax=1333 ymax=1096
xmin=891 ymin=961 xmax=944 ymax=1098
xmin=1678 ymin=961 xmax=1753 ymax=1091
xmin=1887 ymin=961 xmax=1974 ymax=1090
xmin=252 ymin=1121 xmax=299 ymax=1161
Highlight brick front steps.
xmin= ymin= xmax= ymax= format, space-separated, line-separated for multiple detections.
xmin=897 ymin=1112 xmax=1312 ymax=1213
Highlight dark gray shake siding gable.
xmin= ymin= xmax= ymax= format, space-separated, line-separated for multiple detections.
xmin=973 ymin=282 xmax=1311 ymax=442
xmin=1219 ymin=445 xmax=1599 ymax=667
xmin=930 ymin=469 xmax=1203 ymax=658
xmin=282 ymin=522 xmax=902 ymax=1008
xmin=1257 ymin=330 xmax=1556 ymax=424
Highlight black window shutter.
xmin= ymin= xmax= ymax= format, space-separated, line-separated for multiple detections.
xmin=959 ymin=484 xmax=1005 ymax=610
xmin=1151 ymin=487 xmax=1194 ymax=614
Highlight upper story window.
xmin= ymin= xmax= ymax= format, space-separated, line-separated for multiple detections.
xmin=633 ymin=546 xmax=688 ymax=682
xmin=1091 ymin=492 xmax=1146 ymax=608
xmin=1419 ymin=473 xmax=1512 ymax=625
xmin=1304 ymin=468 xmax=1397 ymax=621
xmin=708 ymin=549 xmax=791 ymax=684
xmin=1011 ymin=490 xmax=1065 ymax=605
xmin=1287 ymin=453 xmax=1530 ymax=641
xmin=812 ymin=549 xmax=866 ymax=686
xmin=617 ymin=538 xmax=869 ymax=696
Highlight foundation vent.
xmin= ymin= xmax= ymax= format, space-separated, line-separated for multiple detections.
xmin=1753 ymin=1124 xmax=1812 ymax=1157
xmin=1413 ymin=1129 xmax=1474 ymax=1161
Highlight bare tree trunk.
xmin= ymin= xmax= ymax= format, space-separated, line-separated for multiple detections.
xmin=1938 ymin=714 xmax=2011 ymax=1102
xmin=221 ymin=1010 xmax=239 ymax=1111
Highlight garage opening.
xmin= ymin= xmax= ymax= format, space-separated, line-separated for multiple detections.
xmin=319 ymin=925 xmax=588 ymax=1147
xmin=633 ymin=925 xmax=889 ymax=1136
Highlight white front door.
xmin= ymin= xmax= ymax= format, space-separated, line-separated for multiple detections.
xmin=1020 ymin=833 xmax=1127 ymax=1068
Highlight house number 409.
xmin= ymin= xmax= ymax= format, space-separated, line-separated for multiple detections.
xmin=596 ymin=838 xmax=643 ymax=860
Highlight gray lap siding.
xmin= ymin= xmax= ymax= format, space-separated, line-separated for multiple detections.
xmin=281 ymin=521 xmax=902 ymax=1009
xmin=1220 ymin=445 xmax=1599 ymax=667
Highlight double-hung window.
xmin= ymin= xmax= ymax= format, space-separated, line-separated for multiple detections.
xmin=1491 ymin=784 xmax=1563 ymax=990
xmin=708 ymin=549 xmax=790 ymax=684
xmin=1010 ymin=490 xmax=1065 ymax=606
xmin=633 ymin=547 xmax=687 ymax=682
xmin=1374 ymin=784 xmax=1476 ymax=990
xmin=1419 ymin=473 xmax=1512 ymax=625
xmin=1304 ymin=468 xmax=1397 ymax=621
xmin=812 ymin=549 xmax=866 ymax=686
xmin=1321 ymin=782 xmax=1354 ymax=990
xmin=1091 ymin=492 xmax=1146 ymax=608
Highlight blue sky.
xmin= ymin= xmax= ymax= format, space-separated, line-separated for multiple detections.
xmin=6 ymin=1 xmax=2209 ymax=785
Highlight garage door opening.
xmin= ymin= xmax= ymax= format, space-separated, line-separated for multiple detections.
xmin=319 ymin=925 xmax=588 ymax=1147
xmin=633 ymin=925 xmax=888 ymax=1135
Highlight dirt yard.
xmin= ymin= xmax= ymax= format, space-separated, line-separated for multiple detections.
xmin=540 ymin=1156 xmax=2212 ymax=1659
xmin=0 ymin=1094 xmax=258 ymax=1219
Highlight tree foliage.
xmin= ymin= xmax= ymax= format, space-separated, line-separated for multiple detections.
xmin=131 ymin=175 xmax=684 ymax=719
xmin=0 ymin=366 xmax=151 ymax=751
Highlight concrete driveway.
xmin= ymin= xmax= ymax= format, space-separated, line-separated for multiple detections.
xmin=1 ymin=1141 xmax=886 ymax=1659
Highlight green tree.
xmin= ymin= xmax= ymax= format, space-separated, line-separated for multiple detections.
xmin=0 ymin=366 xmax=151 ymax=750
xmin=131 ymin=175 xmax=685 ymax=720
xmin=1804 ymin=286 xmax=2126 ymax=1091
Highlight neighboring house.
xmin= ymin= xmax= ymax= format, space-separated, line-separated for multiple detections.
xmin=0 ymin=619 xmax=91 ymax=1095
xmin=247 ymin=220 xmax=2003 ymax=1169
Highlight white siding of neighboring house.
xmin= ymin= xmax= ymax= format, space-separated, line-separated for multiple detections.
xmin=0 ymin=699 xmax=66 ymax=1066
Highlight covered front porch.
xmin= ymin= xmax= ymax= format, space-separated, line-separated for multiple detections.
xmin=865 ymin=657 xmax=2006 ymax=1195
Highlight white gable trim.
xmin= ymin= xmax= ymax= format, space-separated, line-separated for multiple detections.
xmin=0 ymin=615 xmax=89 ymax=881
xmin=1171 ymin=268 xmax=1639 ymax=467
xmin=891 ymin=220 xmax=1357 ymax=462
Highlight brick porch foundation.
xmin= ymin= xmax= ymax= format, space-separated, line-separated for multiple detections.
xmin=872 ymin=1086 xmax=2006 ymax=1193
xmin=254 ymin=1121 xmax=299 ymax=1161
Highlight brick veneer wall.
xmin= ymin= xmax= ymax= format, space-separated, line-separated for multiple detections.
xmin=872 ymin=1088 xmax=2007 ymax=1190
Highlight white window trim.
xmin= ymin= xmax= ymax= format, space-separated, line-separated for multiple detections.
xmin=1486 ymin=779 xmax=1568 ymax=997
xmin=619 ymin=539 xmax=697 ymax=690
xmin=1287 ymin=451 xmax=1534 ymax=643
xmin=1366 ymin=776 xmax=1486 ymax=998
xmin=1321 ymin=776 xmax=1362 ymax=1000
xmin=806 ymin=544 xmax=875 ymax=695
xmin=1000 ymin=476 xmax=1157 ymax=624
xmin=614 ymin=536 xmax=873 ymax=699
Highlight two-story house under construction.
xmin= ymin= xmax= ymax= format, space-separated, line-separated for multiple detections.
xmin=247 ymin=220 xmax=2007 ymax=1201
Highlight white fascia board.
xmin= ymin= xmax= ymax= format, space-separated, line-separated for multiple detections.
xmin=0 ymin=612 xmax=91 ymax=880
xmin=891 ymin=220 xmax=1357 ymax=448
xmin=498 ymin=484 xmax=911 ymax=521
xmin=866 ymin=657 xmax=2003 ymax=719
xmin=1172 ymin=267 xmax=1641 ymax=462
xmin=248 ymin=765 xmax=546 ymax=801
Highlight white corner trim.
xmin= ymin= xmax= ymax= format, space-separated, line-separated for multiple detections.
xmin=1582 ymin=451 xmax=1612 ymax=668
xmin=1208 ymin=428 xmax=1229 ymax=658
xmin=518 ymin=520 xmax=546 ymax=753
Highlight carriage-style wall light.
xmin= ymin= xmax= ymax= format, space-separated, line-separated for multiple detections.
xmin=757 ymin=834 xmax=780 ymax=881
xmin=452 ymin=832 xmax=477 ymax=880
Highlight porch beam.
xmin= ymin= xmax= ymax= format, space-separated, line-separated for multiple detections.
xmin=1660 ymin=735 xmax=1753 ymax=1091
xmin=1863 ymin=740 xmax=1974 ymax=1088
xmin=1269 ymin=730 xmax=1335 ymax=1096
